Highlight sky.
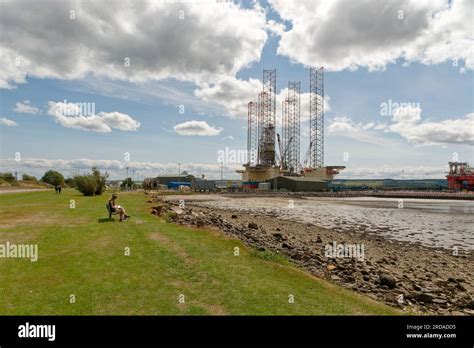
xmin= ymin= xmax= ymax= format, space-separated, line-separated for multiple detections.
xmin=0 ymin=0 xmax=473 ymax=180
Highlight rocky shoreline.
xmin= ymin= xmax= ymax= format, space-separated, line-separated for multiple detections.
xmin=151 ymin=196 xmax=473 ymax=315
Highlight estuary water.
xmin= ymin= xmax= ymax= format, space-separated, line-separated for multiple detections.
xmin=186 ymin=195 xmax=474 ymax=252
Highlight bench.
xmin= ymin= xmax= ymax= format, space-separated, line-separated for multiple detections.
xmin=106 ymin=202 xmax=118 ymax=219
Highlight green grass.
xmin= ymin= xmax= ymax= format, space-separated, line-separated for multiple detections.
xmin=0 ymin=189 xmax=399 ymax=315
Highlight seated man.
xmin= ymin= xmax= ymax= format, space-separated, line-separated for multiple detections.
xmin=108 ymin=193 xmax=130 ymax=222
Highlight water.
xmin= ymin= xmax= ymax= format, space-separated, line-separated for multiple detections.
xmin=189 ymin=196 xmax=474 ymax=252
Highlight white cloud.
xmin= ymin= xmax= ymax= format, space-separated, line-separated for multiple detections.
xmin=338 ymin=164 xmax=447 ymax=179
xmin=195 ymin=77 xmax=262 ymax=118
xmin=328 ymin=116 xmax=389 ymax=145
xmin=0 ymin=117 xmax=17 ymax=127
xmin=328 ymin=108 xmax=474 ymax=146
xmin=47 ymin=101 xmax=140 ymax=133
xmin=328 ymin=116 xmax=359 ymax=133
xmin=392 ymin=105 xmax=422 ymax=124
xmin=195 ymin=76 xmax=330 ymax=120
xmin=173 ymin=120 xmax=222 ymax=136
xmin=276 ymin=88 xmax=330 ymax=124
xmin=389 ymin=108 xmax=474 ymax=145
xmin=14 ymin=100 xmax=39 ymax=114
xmin=0 ymin=47 xmax=29 ymax=89
xmin=270 ymin=0 xmax=473 ymax=71
xmin=0 ymin=1 xmax=267 ymax=89
xmin=266 ymin=19 xmax=286 ymax=36
xmin=0 ymin=157 xmax=241 ymax=180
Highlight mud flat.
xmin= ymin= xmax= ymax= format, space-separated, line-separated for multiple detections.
xmin=164 ymin=194 xmax=473 ymax=315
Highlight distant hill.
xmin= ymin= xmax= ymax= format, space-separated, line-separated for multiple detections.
xmin=330 ymin=179 xmax=448 ymax=191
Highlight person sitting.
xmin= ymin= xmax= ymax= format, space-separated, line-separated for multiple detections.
xmin=108 ymin=193 xmax=130 ymax=222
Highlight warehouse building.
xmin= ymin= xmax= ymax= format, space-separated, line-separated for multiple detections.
xmin=143 ymin=175 xmax=195 ymax=190
xmin=268 ymin=176 xmax=327 ymax=192
xmin=191 ymin=178 xmax=216 ymax=192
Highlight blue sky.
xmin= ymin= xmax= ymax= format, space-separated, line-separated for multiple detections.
xmin=0 ymin=0 xmax=473 ymax=180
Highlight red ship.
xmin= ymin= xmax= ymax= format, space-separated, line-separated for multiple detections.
xmin=447 ymin=162 xmax=474 ymax=191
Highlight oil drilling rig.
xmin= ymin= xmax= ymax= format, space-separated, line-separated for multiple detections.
xmin=239 ymin=68 xmax=345 ymax=191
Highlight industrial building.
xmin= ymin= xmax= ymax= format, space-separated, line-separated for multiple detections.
xmin=269 ymin=176 xmax=327 ymax=191
xmin=143 ymin=175 xmax=195 ymax=190
xmin=238 ymin=68 xmax=345 ymax=192
xmin=143 ymin=175 xmax=242 ymax=192
xmin=191 ymin=178 xmax=216 ymax=192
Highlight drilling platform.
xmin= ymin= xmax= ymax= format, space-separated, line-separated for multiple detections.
xmin=239 ymin=68 xmax=345 ymax=191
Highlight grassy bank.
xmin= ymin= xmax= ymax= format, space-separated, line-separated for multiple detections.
xmin=0 ymin=189 xmax=399 ymax=315
xmin=0 ymin=179 xmax=50 ymax=190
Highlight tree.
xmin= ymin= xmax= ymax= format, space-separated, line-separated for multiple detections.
xmin=74 ymin=167 xmax=109 ymax=196
xmin=41 ymin=170 xmax=64 ymax=186
xmin=22 ymin=174 xmax=37 ymax=181
xmin=120 ymin=177 xmax=134 ymax=190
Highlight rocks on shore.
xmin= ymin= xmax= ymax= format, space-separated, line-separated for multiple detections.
xmin=379 ymin=274 xmax=397 ymax=289
xmin=248 ymin=222 xmax=258 ymax=230
xmin=153 ymin=198 xmax=473 ymax=316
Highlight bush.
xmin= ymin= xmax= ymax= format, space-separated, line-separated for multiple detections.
xmin=92 ymin=167 xmax=108 ymax=195
xmin=74 ymin=175 xmax=97 ymax=196
xmin=22 ymin=174 xmax=37 ymax=181
xmin=74 ymin=167 xmax=109 ymax=196
xmin=41 ymin=170 xmax=64 ymax=186
xmin=0 ymin=172 xmax=16 ymax=183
